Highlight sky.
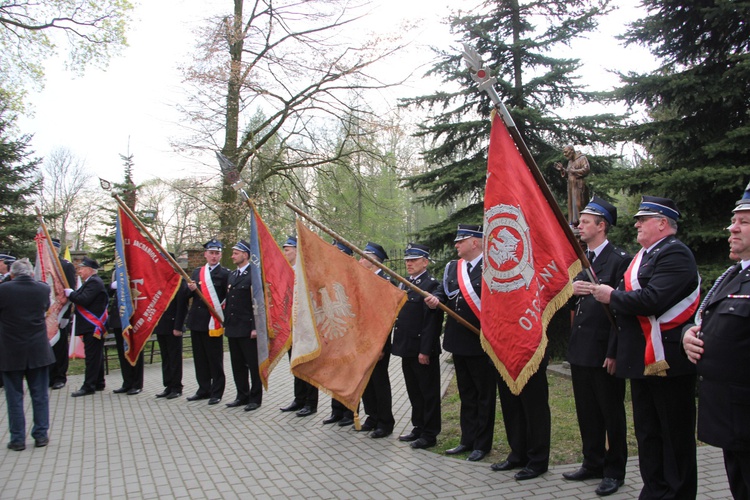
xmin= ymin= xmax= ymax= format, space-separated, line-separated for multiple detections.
xmin=17 ymin=0 xmax=651 ymax=187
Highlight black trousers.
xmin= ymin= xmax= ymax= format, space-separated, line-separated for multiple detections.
xmin=157 ymin=333 xmax=183 ymax=393
xmin=724 ymin=449 xmax=750 ymax=500
xmin=362 ymin=351 xmax=394 ymax=432
xmin=190 ymin=330 xmax=225 ymax=399
xmin=113 ymin=328 xmax=144 ymax=390
xmin=570 ymin=364 xmax=627 ymax=479
xmin=401 ymin=355 xmax=441 ymax=440
xmin=453 ymin=353 xmax=496 ymax=453
xmin=288 ymin=350 xmax=318 ymax=409
xmin=630 ymin=375 xmax=697 ymax=500
xmin=49 ymin=324 xmax=71 ymax=385
xmin=227 ymin=336 xmax=262 ymax=405
xmin=81 ymin=334 xmax=105 ymax=392
xmin=331 ymin=399 xmax=355 ymax=419
xmin=497 ymin=357 xmax=551 ymax=473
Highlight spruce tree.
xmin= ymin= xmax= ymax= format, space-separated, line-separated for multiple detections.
xmin=612 ymin=0 xmax=750 ymax=274
xmin=401 ymin=0 xmax=620 ymax=252
xmin=0 ymin=106 xmax=40 ymax=257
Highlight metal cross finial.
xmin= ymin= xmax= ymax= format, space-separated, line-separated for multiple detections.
xmin=461 ymin=43 xmax=516 ymax=129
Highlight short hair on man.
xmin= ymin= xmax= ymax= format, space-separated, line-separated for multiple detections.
xmin=10 ymin=258 xmax=34 ymax=277
xmin=591 ymin=214 xmax=611 ymax=234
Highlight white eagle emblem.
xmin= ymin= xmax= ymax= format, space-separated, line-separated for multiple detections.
xmin=488 ymin=228 xmax=520 ymax=266
xmin=311 ymin=282 xmax=354 ymax=340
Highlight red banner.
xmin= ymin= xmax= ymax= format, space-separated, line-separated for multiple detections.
xmin=481 ymin=114 xmax=581 ymax=394
xmin=290 ymin=221 xmax=406 ymax=418
xmin=115 ymin=208 xmax=182 ymax=365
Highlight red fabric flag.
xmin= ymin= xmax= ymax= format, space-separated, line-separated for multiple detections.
xmin=115 ymin=207 xmax=182 ymax=366
xmin=481 ymin=113 xmax=582 ymax=395
xmin=290 ymin=221 xmax=406 ymax=418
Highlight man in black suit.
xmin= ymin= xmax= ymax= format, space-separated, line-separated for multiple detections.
xmin=426 ymin=224 xmax=496 ymax=462
xmin=393 ymin=243 xmax=443 ymax=450
xmin=562 ymin=197 xmax=630 ymax=496
xmin=0 ymin=253 xmax=15 ymax=282
xmin=49 ymin=239 xmax=76 ymax=390
xmin=108 ymin=272 xmax=145 ymax=395
xmin=0 ymin=259 xmax=55 ymax=451
xmin=357 ymin=242 xmax=395 ymax=438
xmin=186 ymin=239 xmax=229 ymax=405
xmin=65 ymin=257 xmax=109 ymax=397
xmin=154 ymin=276 xmax=189 ymax=400
xmin=224 ymin=240 xmax=262 ymax=412
xmin=590 ymin=196 xmax=700 ymax=499
xmin=683 ymin=182 xmax=750 ymax=500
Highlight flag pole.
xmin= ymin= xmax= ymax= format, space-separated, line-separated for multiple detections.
xmin=35 ymin=208 xmax=71 ymax=288
xmin=285 ymin=201 xmax=482 ymax=336
xmin=111 ymin=194 xmax=224 ymax=326
xmin=462 ymin=44 xmax=616 ymax=325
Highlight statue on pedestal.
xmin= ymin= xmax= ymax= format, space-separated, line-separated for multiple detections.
xmin=554 ymin=145 xmax=590 ymax=226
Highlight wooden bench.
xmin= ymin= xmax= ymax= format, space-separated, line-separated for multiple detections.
xmin=103 ymin=332 xmax=192 ymax=374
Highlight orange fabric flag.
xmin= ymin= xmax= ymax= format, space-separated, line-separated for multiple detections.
xmin=290 ymin=221 xmax=406 ymax=416
xmin=481 ymin=113 xmax=582 ymax=395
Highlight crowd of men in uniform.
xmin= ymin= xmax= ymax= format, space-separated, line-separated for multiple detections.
xmin=1 ymin=184 xmax=749 ymax=499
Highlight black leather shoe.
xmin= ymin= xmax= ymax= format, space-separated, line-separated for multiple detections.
xmin=595 ymin=477 xmax=624 ymax=496
xmin=95 ymin=385 xmax=106 ymax=391
xmin=51 ymin=382 xmax=65 ymax=390
xmin=208 ymin=398 xmax=221 ymax=405
xmin=338 ymin=417 xmax=354 ymax=427
xmin=355 ymin=423 xmax=374 ymax=432
xmin=126 ymin=388 xmax=142 ymax=395
xmin=563 ymin=466 xmax=603 ymax=481
xmin=166 ymin=392 xmax=182 ymax=400
xmin=225 ymin=399 xmax=247 ymax=408
xmin=445 ymin=444 xmax=470 ymax=455
xmin=467 ymin=450 xmax=487 ymax=462
xmin=410 ymin=438 xmax=436 ymax=449
xmin=279 ymin=401 xmax=302 ymax=412
xmin=490 ymin=460 xmax=522 ymax=472
xmin=398 ymin=431 xmax=419 ymax=442
xmin=370 ymin=429 xmax=391 ymax=439
xmin=186 ymin=394 xmax=208 ymax=401
xmin=322 ymin=414 xmax=342 ymax=424
xmin=155 ymin=390 xmax=170 ymax=398
xmin=244 ymin=402 xmax=260 ymax=412
xmin=7 ymin=442 xmax=25 ymax=451
xmin=296 ymin=406 xmax=316 ymax=417
xmin=71 ymin=389 xmax=94 ymax=397
xmin=113 ymin=387 xmax=129 ymax=394
xmin=35 ymin=437 xmax=49 ymax=448
xmin=514 ymin=468 xmax=545 ymax=481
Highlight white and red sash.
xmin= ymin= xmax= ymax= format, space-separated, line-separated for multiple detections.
xmin=199 ymin=264 xmax=225 ymax=337
xmin=77 ymin=306 xmax=109 ymax=340
xmin=624 ymin=248 xmax=700 ymax=376
xmin=457 ymin=259 xmax=481 ymax=319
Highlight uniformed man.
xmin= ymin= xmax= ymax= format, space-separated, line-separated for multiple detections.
xmin=561 ymin=197 xmax=630 ymax=496
xmin=278 ymin=236 xmax=319 ymax=417
xmin=224 ymin=240 xmax=262 ymax=411
xmin=358 ymin=242 xmax=395 ymax=438
xmin=154 ymin=270 xmax=189 ymax=400
xmin=185 ymin=239 xmax=229 ymax=405
xmin=683 ymin=182 xmax=750 ymax=499
xmin=393 ymin=243 xmax=443 ymax=449
xmin=0 ymin=254 xmax=16 ymax=282
xmin=65 ymin=257 xmax=108 ymax=397
xmin=48 ymin=239 xmax=76 ymax=390
xmin=589 ymin=196 xmax=700 ymax=499
xmin=425 ymin=224 xmax=496 ymax=462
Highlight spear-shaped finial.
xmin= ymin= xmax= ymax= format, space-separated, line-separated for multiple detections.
xmin=461 ymin=43 xmax=515 ymax=128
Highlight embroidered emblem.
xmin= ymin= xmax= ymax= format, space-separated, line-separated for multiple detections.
xmin=311 ymin=282 xmax=355 ymax=340
xmin=483 ymin=203 xmax=534 ymax=292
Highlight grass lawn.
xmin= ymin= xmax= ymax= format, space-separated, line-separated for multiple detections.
xmin=433 ymin=365 xmax=640 ymax=466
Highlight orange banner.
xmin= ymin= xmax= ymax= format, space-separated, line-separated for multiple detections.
xmin=290 ymin=221 xmax=406 ymax=412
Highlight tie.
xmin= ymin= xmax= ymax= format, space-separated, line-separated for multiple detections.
xmin=466 ymin=262 xmax=473 ymax=274
xmin=586 ymin=250 xmax=595 ymax=263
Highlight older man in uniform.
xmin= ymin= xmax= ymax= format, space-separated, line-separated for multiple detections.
xmin=186 ymin=239 xmax=229 ymax=405
xmin=562 ymin=197 xmax=630 ymax=496
xmin=0 ymin=259 xmax=55 ymax=450
xmin=426 ymin=224 xmax=495 ymax=462
xmin=589 ymin=196 xmax=700 ymax=499
xmin=358 ymin=242 xmax=395 ymax=438
xmin=49 ymin=239 xmax=76 ymax=390
xmin=278 ymin=236 xmax=319 ymax=417
xmin=65 ymin=257 xmax=109 ymax=397
xmin=224 ymin=240 xmax=262 ymax=412
xmin=683 ymin=182 xmax=750 ymax=499
xmin=393 ymin=243 xmax=443 ymax=449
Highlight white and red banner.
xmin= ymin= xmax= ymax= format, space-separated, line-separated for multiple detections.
xmin=34 ymin=228 xmax=70 ymax=346
xmin=481 ymin=113 xmax=582 ymax=395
